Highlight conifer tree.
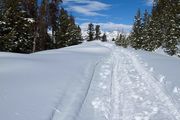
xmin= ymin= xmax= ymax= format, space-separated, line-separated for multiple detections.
xmin=56 ymin=8 xmax=82 ymax=48
xmin=161 ymin=0 xmax=178 ymax=55
xmin=141 ymin=10 xmax=151 ymax=50
xmin=115 ymin=33 xmax=128 ymax=48
xmin=175 ymin=0 xmax=180 ymax=54
xmin=87 ymin=23 xmax=95 ymax=41
xmin=48 ymin=0 xmax=62 ymax=47
xmin=112 ymin=38 xmax=115 ymax=41
xmin=66 ymin=15 xmax=82 ymax=46
xmin=56 ymin=8 xmax=69 ymax=48
xmin=142 ymin=1 xmax=161 ymax=51
xmin=130 ymin=9 xmax=143 ymax=49
xmin=95 ymin=25 xmax=101 ymax=40
xmin=0 ymin=0 xmax=34 ymax=53
xmin=102 ymin=33 xmax=107 ymax=42
xmin=0 ymin=0 xmax=6 ymax=51
xmin=0 ymin=0 xmax=83 ymax=53
xmin=35 ymin=0 xmax=49 ymax=51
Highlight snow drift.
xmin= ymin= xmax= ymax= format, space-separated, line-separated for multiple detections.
xmin=0 ymin=41 xmax=180 ymax=120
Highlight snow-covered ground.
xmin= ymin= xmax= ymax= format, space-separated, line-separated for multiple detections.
xmin=0 ymin=41 xmax=180 ymax=120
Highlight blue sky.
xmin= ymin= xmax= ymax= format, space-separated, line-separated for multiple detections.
xmin=62 ymin=0 xmax=153 ymax=32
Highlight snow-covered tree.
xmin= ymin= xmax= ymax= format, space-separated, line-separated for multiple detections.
xmin=115 ymin=33 xmax=128 ymax=48
xmin=130 ymin=9 xmax=143 ymax=49
xmin=161 ymin=0 xmax=179 ymax=55
xmin=102 ymin=33 xmax=107 ymax=42
xmin=56 ymin=8 xmax=82 ymax=48
xmin=95 ymin=25 xmax=101 ymax=40
xmin=87 ymin=23 xmax=95 ymax=41
xmin=0 ymin=0 xmax=34 ymax=53
xmin=141 ymin=10 xmax=151 ymax=50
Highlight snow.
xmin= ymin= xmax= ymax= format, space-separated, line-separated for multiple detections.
xmin=81 ymin=30 xmax=126 ymax=41
xmin=0 ymin=41 xmax=180 ymax=120
xmin=24 ymin=18 xmax=35 ymax=23
xmin=0 ymin=21 xmax=6 ymax=24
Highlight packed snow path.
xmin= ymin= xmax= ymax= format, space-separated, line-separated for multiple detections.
xmin=90 ymin=47 xmax=180 ymax=120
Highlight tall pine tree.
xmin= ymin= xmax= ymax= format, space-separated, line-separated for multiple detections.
xmin=87 ymin=23 xmax=95 ymax=41
xmin=95 ymin=25 xmax=101 ymax=40
xmin=130 ymin=9 xmax=143 ymax=49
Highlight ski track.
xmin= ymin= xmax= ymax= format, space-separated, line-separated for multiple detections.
xmin=93 ymin=46 xmax=180 ymax=120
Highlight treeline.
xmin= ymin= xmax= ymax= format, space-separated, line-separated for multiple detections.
xmin=116 ymin=0 xmax=180 ymax=56
xmin=87 ymin=23 xmax=107 ymax=42
xmin=0 ymin=0 xmax=82 ymax=53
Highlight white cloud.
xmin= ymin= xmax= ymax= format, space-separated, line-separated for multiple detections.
xmin=146 ymin=0 xmax=153 ymax=6
xmin=63 ymin=0 xmax=111 ymax=16
xmin=76 ymin=18 xmax=90 ymax=21
xmin=80 ymin=22 xmax=132 ymax=33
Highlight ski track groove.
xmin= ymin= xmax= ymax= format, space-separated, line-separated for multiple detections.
xmin=108 ymin=47 xmax=180 ymax=120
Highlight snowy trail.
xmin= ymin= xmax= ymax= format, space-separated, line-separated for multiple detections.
xmin=1 ymin=42 xmax=180 ymax=120
xmin=108 ymin=47 xmax=180 ymax=120
xmin=91 ymin=46 xmax=180 ymax=120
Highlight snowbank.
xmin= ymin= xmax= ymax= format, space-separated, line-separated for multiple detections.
xmin=0 ymin=41 xmax=114 ymax=120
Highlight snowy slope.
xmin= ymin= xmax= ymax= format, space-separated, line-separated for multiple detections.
xmin=0 ymin=41 xmax=180 ymax=120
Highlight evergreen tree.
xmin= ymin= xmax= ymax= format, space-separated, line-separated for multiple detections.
xmin=0 ymin=0 xmax=6 ymax=51
xmin=87 ymin=23 xmax=95 ymax=41
xmin=115 ymin=33 xmax=128 ymax=48
xmin=142 ymin=1 xmax=162 ymax=51
xmin=0 ymin=0 xmax=82 ymax=53
xmin=56 ymin=8 xmax=69 ymax=48
xmin=141 ymin=10 xmax=151 ymax=50
xmin=25 ymin=0 xmax=38 ymax=52
xmin=112 ymin=38 xmax=115 ymax=41
xmin=75 ymin=25 xmax=83 ymax=44
xmin=102 ymin=33 xmax=107 ymax=42
xmin=56 ymin=8 xmax=82 ymax=48
xmin=130 ymin=9 xmax=143 ymax=49
xmin=95 ymin=25 xmax=101 ymax=40
xmin=36 ymin=0 xmax=48 ymax=51
xmin=0 ymin=0 xmax=5 ymax=14
xmin=161 ymin=0 xmax=178 ymax=55
xmin=0 ymin=0 xmax=34 ymax=53
xmin=175 ymin=0 xmax=180 ymax=55
xmin=66 ymin=15 xmax=82 ymax=46
xmin=48 ymin=0 xmax=62 ymax=47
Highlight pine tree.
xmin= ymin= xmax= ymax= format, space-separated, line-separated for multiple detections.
xmin=0 ymin=0 xmax=82 ymax=53
xmin=56 ymin=8 xmax=82 ymax=48
xmin=143 ymin=1 xmax=162 ymax=51
xmin=48 ymin=0 xmax=62 ymax=47
xmin=87 ymin=23 xmax=95 ymax=41
xmin=95 ymin=25 xmax=101 ymax=40
xmin=66 ymin=15 xmax=82 ymax=46
xmin=130 ymin=9 xmax=143 ymax=49
xmin=175 ymin=0 xmax=180 ymax=55
xmin=115 ymin=33 xmax=128 ymax=48
xmin=0 ymin=0 xmax=6 ymax=51
xmin=102 ymin=33 xmax=107 ymax=42
xmin=161 ymin=0 xmax=179 ymax=55
xmin=74 ymin=25 xmax=83 ymax=44
xmin=141 ymin=10 xmax=151 ymax=50
xmin=0 ymin=0 xmax=5 ymax=14
xmin=36 ymin=0 xmax=50 ymax=51
xmin=0 ymin=0 xmax=35 ymax=53
xmin=112 ymin=38 xmax=115 ymax=41
xmin=56 ymin=8 xmax=70 ymax=48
